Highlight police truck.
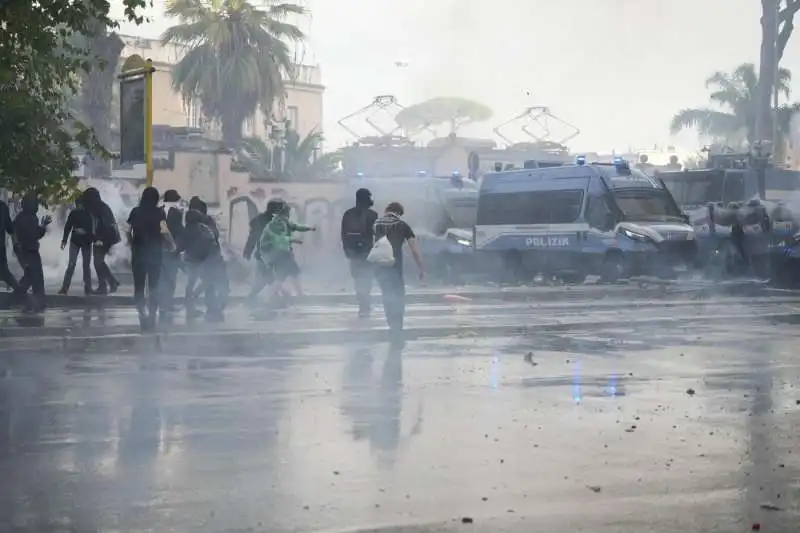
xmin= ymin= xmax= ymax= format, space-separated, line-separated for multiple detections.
xmin=473 ymin=157 xmax=697 ymax=283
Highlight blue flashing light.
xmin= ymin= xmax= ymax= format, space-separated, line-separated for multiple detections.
xmin=356 ymin=171 xmax=364 ymax=178
xmin=417 ymin=170 xmax=427 ymax=177
xmin=452 ymin=170 xmax=462 ymax=177
xmin=576 ymin=155 xmax=586 ymax=166
xmin=613 ymin=156 xmax=625 ymax=165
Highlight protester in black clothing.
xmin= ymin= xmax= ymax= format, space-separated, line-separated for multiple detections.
xmin=0 ymin=199 xmax=22 ymax=297
xmin=58 ymin=196 xmax=94 ymax=295
xmin=183 ymin=199 xmax=226 ymax=322
xmin=244 ymin=199 xmax=282 ymax=303
xmin=372 ymin=202 xmax=425 ymax=332
xmin=127 ymin=187 xmax=174 ymax=330
xmin=159 ymin=189 xmax=185 ymax=322
xmin=341 ymin=188 xmax=378 ymax=317
xmin=13 ymin=193 xmax=52 ymax=313
xmin=84 ymin=187 xmax=121 ymax=294
xmin=182 ymin=197 xmax=207 ymax=307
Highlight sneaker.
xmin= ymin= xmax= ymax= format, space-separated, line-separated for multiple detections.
xmin=57 ymin=288 xmax=67 ymax=296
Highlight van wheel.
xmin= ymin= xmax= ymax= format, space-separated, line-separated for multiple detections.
xmin=600 ymin=252 xmax=625 ymax=284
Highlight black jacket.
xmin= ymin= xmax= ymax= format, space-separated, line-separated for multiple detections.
xmin=243 ymin=212 xmax=270 ymax=260
xmin=0 ymin=201 xmax=12 ymax=249
xmin=13 ymin=197 xmax=46 ymax=253
xmin=165 ymin=206 xmax=185 ymax=251
xmin=62 ymin=207 xmax=94 ymax=247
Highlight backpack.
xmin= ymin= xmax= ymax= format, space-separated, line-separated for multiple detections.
xmin=96 ymin=205 xmax=121 ymax=245
xmin=366 ymin=235 xmax=395 ymax=266
xmin=185 ymin=221 xmax=218 ymax=262
xmin=342 ymin=209 xmax=372 ymax=255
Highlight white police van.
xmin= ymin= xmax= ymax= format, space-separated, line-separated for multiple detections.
xmin=473 ymin=157 xmax=698 ymax=282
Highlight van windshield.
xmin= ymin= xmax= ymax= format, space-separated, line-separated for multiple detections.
xmin=662 ymin=175 xmax=723 ymax=206
xmin=613 ymin=189 xmax=684 ymax=222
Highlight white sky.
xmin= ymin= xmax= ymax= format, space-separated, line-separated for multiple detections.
xmin=112 ymin=0 xmax=800 ymax=152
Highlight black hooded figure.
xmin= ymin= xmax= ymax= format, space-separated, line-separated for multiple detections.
xmin=58 ymin=194 xmax=94 ymax=295
xmin=340 ymin=188 xmax=378 ymax=317
xmin=244 ymin=198 xmax=283 ymax=303
xmin=183 ymin=197 xmax=226 ymax=322
xmin=0 ymin=198 xmax=22 ymax=297
xmin=13 ymin=193 xmax=52 ymax=312
xmin=83 ymin=187 xmax=121 ymax=294
xmin=127 ymin=186 xmax=172 ymax=330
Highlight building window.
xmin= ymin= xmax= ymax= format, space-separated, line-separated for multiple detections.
xmin=186 ymin=99 xmax=202 ymax=128
xmin=287 ymin=106 xmax=298 ymax=131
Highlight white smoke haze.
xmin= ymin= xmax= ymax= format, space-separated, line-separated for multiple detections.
xmin=38 ymin=180 xmax=134 ymax=282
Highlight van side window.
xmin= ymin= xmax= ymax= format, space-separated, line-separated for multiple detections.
xmin=585 ymin=195 xmax=612 ymax=229
xmin=477 ymin=189 xmax=583 ymax=225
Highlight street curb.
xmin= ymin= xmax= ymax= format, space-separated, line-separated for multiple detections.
xmin=1 ymin=294 xmax=797 ymax=339
xmin=1 ymin=310 xmax=797 ymax=354
xmin=0 ymin=281 xmax=789 ymax=309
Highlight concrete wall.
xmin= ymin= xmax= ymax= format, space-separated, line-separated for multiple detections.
xmin=134 ymin=152 xmax=349 ymax=265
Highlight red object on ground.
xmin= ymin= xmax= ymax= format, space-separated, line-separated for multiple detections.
xmin=443 ymin=294 xmax=472 ymax=302
xmin=752 ymin=523 xmax=761 ymax=531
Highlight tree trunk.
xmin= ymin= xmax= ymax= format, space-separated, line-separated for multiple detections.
xmin=756 ymin=0 xmax=779 ymax=149
xmin=221 ymin=115 xmax=244 ymax=147
xmin=82 ymin=23 xmax=124 ymax=179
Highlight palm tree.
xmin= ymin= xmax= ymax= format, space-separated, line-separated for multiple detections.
xmin=236 ymin=136 xmax=274 ymax=180
xmin=670 ymin=63 xmax=800 ymax=148
xmin=161 ymin=0 xmax=306 ymax=146
xmin=236 ymin=129 xmax=340 ymax=181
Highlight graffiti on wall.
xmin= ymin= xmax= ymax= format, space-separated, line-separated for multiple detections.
xmin=227 ymin=184 xmax=349 ymax=251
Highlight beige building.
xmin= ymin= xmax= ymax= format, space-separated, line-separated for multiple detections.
xmin=118 ymin=34 xmax=324 ymax=143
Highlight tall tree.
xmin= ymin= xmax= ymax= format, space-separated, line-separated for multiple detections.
xmin=0 ymin=0 xmax=146 ymax=199
xmin=670 ymin=63 xmax=799 ymax=148
xmin=78 ymin=20 xmax=125 ymax=179
xmin=756 ymin=0 xmax=800 ymax=148
xmin=161 ymin=0 xmax=306 ymax=146
xmin=395 ymin=97 xmax=493 ymax=135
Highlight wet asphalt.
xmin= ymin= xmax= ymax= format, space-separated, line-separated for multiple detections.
xmin=1 ymin=282 xmax=799 ymax=532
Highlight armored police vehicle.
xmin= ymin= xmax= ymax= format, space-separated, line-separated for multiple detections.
xmin=658 ymin=156 xmax=797 ymax=281
xmin=473 ymin=157 xmax=697 ymax=283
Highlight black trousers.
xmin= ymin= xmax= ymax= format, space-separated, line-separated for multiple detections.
xmin=349 ymin=258 xmax=373 ymax=315
xmin=93 ymin=244 xmax=119 ymax=291
xmin=186 ymin=254 xmax=228 ymax=317
xmin=375 ymin=266 xmax=406 ymax=331
xmin=61 ymin=242 xmax=92 ymax=293
xmin=131 ymin=247 xmax=161 ymax=317
xmin=18 ymin=250 xmax=45 ymax=310
xmin=0 ymin=246 xmax=20 ymax=293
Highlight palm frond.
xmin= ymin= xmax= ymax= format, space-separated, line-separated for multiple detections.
xmin=164 ymin=0 xmax=211 ymax=23
xmin=669 ymin=108 xmax=742 ymax=137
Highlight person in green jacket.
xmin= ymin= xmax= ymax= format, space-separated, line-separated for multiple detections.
xmin=258 ymin=200 xmax=315 ymax=303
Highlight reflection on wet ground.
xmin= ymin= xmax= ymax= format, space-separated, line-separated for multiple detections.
xmin=0 ymin=287 xmax=800 ymax=532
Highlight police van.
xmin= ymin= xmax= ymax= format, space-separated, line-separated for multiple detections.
xmin=473 ymin=157 xmax=698 ymax=282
